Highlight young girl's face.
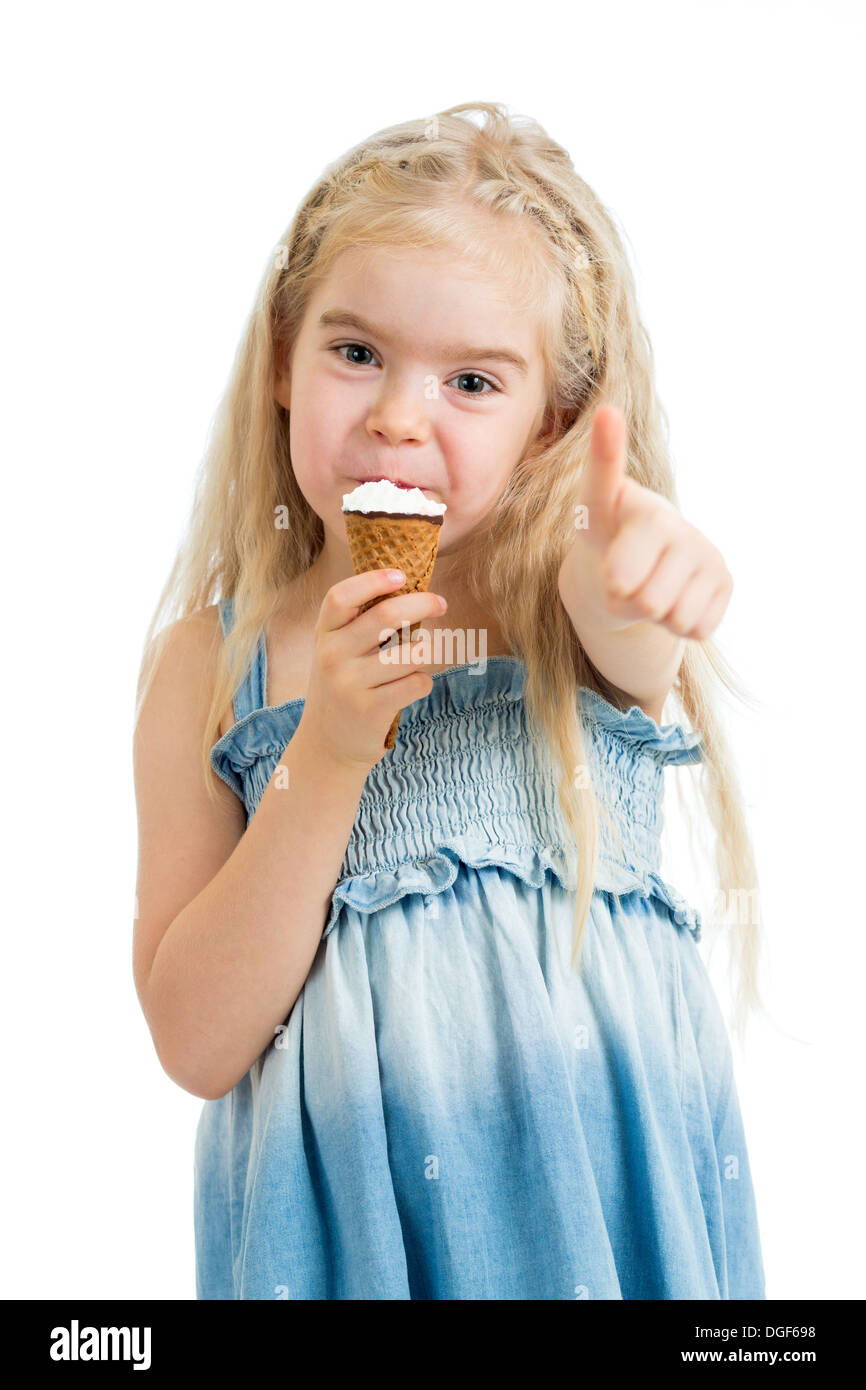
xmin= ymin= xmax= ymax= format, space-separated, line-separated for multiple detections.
xmin=274 ymin=242 xmax=551 ymax=563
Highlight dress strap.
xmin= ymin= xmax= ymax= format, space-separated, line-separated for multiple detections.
xmin=217 ymin=595 xmax=268 ymax=724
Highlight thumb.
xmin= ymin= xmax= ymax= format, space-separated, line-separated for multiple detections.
xmin=574 ymin=404 xmax=627 ymax=543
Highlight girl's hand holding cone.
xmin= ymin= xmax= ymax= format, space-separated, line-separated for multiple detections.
xmin=296 ymin=568 xmax=447 ymax=772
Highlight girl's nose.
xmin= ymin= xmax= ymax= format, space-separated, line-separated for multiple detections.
xmin=365 ymin=382 xmax=432 ymax=448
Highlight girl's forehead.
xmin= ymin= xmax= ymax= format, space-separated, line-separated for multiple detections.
xmin=319 ymin=238 xmax=550 ymax=319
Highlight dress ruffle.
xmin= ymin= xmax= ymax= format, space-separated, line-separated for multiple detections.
xmin=321 ymin=835 xmax=702 ymax=940
xmin=579 ymin=686 xmax=704 ymax=766
xmin=210 ymin=704 xmax=303 ymax=802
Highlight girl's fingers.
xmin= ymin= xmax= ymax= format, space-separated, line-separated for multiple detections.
xmin=680 ymin=572 xmax=734 ymax=639
xmin=617 ymin=542 xmax=702 ymax=625
xmin=319 ymin=567 xmax=409 ymax=635
xmin=601 ymin=506 xmax=674 ymax=597
xmin=357 ymin=589 xmax=447 ymax=656
xmin=663 ymin=568 xmax=722 ymax=635
xmin=363 ymin=630 xmax=434 ymax=688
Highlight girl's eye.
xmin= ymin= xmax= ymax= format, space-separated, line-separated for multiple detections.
xmin=331 ymin=344 xmax=500 ymax=395
xmin=447 ymin=371 xmax=498 ymax=397
xmin=334 ymin=343 xmax=377 ymax=367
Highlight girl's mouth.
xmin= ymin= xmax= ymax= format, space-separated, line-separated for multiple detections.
xmin=355 ymin=476 xmax=429 ymax=492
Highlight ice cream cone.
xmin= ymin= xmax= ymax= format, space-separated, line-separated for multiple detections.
xmin=342 ymin=482 xmax=446 ymax=751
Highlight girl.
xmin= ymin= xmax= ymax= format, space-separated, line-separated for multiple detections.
xmin=133 ymin=102 xmax=767 ymax=1300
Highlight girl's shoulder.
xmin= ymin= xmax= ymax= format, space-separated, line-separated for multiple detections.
xmin=152 ymin=602 xmax=240 ymax=744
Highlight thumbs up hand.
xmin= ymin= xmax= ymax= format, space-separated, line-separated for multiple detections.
xmin=564 ymin=404 xmax=733 ymax=641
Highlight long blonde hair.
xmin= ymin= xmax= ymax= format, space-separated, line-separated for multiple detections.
xmin=134 ymin=101 xmax=767 ymax=1042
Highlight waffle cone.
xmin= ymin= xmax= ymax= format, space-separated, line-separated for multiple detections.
xmin=343 ymin=510 xmax=443 ymax=750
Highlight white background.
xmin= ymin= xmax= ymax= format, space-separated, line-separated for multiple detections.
xmin=2 ymin=0 xmax=863 ymax=1300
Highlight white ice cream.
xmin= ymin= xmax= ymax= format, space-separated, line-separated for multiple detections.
xmin=342 ymin=479 xmax=446 ymax=517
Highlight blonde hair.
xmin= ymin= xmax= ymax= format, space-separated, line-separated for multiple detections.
xmin=135 ymin=101 xmax=768 ymax=1043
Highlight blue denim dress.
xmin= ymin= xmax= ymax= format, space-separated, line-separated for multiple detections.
xmin=194 ymin=595 xmax=766 ymax=1300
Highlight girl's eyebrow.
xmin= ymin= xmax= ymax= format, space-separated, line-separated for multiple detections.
xmin=317 ymin=308 xmax=530 ymax=377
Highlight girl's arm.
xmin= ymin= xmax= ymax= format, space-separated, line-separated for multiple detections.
xmin=133 ymin=609 xmax=369 ymax=1100
xmin=558 ymin=405 xmax=733 ymax=722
